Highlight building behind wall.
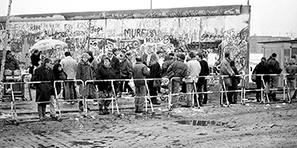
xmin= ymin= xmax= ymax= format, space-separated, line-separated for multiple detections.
xmin=249 ymin=35 xmax=290 ymax=53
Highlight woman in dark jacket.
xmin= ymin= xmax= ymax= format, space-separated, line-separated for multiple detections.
xmin=53 ymin=63 xmax=67 ymax=99
xmin=147 ymin=53 xmax=161 ymax=105
xmin=96 ymin=57 xmax=117 ymax=115
xmin=253 ymin=57 xmax=270 ymax=102
xmin=32 ymin=58 xmax=57 ymax=121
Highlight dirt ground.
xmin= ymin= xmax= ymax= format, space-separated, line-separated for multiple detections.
xmin=0 ymin=85 xmax=297 ymax=148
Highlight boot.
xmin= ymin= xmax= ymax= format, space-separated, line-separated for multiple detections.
xmin=98 ymin=104 xmax=105 ymax=115
xmin=272 ymin=94 xmax=279 ymax=101
xmin=103 ymin=107 xmax=110 ymax=115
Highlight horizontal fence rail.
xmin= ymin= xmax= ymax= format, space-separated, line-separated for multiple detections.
xmin=0 ymin=73 xmax=295 ymax=123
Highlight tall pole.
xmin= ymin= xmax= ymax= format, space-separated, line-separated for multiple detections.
xmin=246 ymin=0 xmax=251 ymax=85
xmin=150 ymin=0 xmax=153 ymax=10
xmin=0 ymin=0 xmax=13 ymax=98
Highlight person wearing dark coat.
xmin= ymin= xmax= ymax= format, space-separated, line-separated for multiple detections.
xmin=229 ymin=60 xmax=240 ymax=104
xmin=253 ymin=57 xmax=270 ymax=102
xmin=119 ymin=52 xmax=134 ymax=95
xmin=107 ymin=49 xmax=121 ymax=96
xmin=76 ymin=53 xmax=94 ymax=112
xmin=4 ymin=50 xmax=20 ymax=71
xmin=31 ymin=58 xmax=58 ymax=121
xmin=197 ymin=53 xmax=210 ymax=105
xmin=53 ymin=63 xmax=67 ymax=99
xmin=133 ymin=56 xmax=150 ymax=113
xmin=96 ymin=57 xmax=117 ymax=115
xmin=166 ymin=53 xmax=188 ymax=108
xmin=147 ymin=53 xmax=162 ymax=105
xmin=29 ymin=50 xmax=41 ymax=75
xmin=161 ymin=55 xmax=174 ymax=77
xmin=267 ymin=53 xmax=282 ymax=101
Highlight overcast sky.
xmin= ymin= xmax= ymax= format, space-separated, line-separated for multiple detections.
xmin=0 ymin=0 xmax=296 ymax=38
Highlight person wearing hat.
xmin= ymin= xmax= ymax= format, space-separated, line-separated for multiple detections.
xmin=165 ymin=53 xmax=188 ymax=108
xmin=267 ymin=53 xmax=282 ymax=101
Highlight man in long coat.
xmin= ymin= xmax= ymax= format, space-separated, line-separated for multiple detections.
xmin=32 ymin=58 xmax=58 ymax=121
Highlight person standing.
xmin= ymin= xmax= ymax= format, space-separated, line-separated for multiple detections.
xmin=31 ymin=58 xmax=58 ymax=121
xmin=197 ymin=53 xmax=210 ymax=105
xmin=166 ymin=53 xmax=188 ymax=108
xmin=267 ymin=53 xmax=282 ymax=101
xmin=133 ymin=56 xmax=150 ymax=113
xmin=161 ymin=54 xmax=174 ymax=77
xmin=4 ymin=50 xmax=20 ymax=71
xmin=96 ymin=57 xmax=117 ymax=115
xmin=285 ymin=58 xmax=297 ymax=102
xmin=229 ymin=60 xmax=240 ymax=104
xmin=60 ymin=51 xmax=77 ymax=104
xmin=53 ymin=63 xmax=67 ymax=97
xmin=119 ymin=51 xmax=133 ymax=95
xmin=147 ymin=53 xmax=162 ymax=105
xmin=107 ymin=49 xmax=121 ymax=96
xmin=253 ymin=57 xmax=270 ymax=102
xmin=76 ymin=53 xmax=94 ymax=111
xmin=184 ymin=52 xmax=201 ymax=107
xmin=220 ymin=52 xmax=235 ymax=104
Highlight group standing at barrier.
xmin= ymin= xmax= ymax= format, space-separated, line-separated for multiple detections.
xmin=1 ymin=48 xmax=296 ymax=121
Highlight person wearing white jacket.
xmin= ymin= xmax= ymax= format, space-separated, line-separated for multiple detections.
xmin=185 ymin=52 xmax=201 ymax=107
xmin=60 ymin=51 xmax=78 ymax=104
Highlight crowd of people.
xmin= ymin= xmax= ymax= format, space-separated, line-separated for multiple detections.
xmin=27 ymin=48 xmax=218 ymax=120
xmin=252 ymin=53 xmax=292 ymax=102
xmin=3 ymin=47 xmax=294 ymax=121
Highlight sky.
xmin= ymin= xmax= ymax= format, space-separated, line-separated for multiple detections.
xmin=0 ymin=0 xmax=297 ymax=38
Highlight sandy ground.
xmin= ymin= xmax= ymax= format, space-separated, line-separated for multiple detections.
xmin=0 ymin=85 xmax=297 ymax=148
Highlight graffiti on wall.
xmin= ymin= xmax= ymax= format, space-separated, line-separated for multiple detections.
xmin=2 ymin=6 xmax=249 ymax=72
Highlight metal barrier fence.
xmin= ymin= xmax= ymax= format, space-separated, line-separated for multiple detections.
xmin=0 ymin=73 xmax=294 ymax=122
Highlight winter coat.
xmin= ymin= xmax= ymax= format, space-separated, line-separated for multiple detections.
xmin=31 ymin=53 xmax=41 ymax=67
xmin=254 ymin=61 xmax=270 ymax=83
xmin=76 ymin=60 xmax=95 ymax=98
xmin=133 ymin=61 xmax=150 ymax=86
xmin=220 ymin=58 xmax=234 ymax=76
xmin=198 ymin=60 xmax=210 ymax=85
xmin=148 ymin=62 xmax=161 ymax=78
xmin=166 ymin=60 xmax=187 ymax=83
xmin=220 ymin=58 xmax=234 ymax=86
xmin=119 ymin=59 xmax=133 ymax=78
xmin=267 ymin=58 xmax=282 ymax=74
xmin=161 ymin=60 xmax=173 ymax=77
xmin=110 ymin=56 xmax=120 ymax=79
xmin=286 ymin=64 xmax=297 ymax=80
xmin=31 ymin=66 xmax=55 ymax=103
xmin=53 ymin=64 xmax=68 ymax=94
xmin=231 ymin=65 xmax=240 ymax=86
xmin=96 ymin=65 xmax=117 ymax=91
xmin=185 ymin=59 xmax=201 ymax=83
xmin=76 ymin=60 xmax=94 ymax=82
xmin=5 ymin=57 xmax=20 ymax=71
xmin=60 ymin=56 xmax=77 ymax=79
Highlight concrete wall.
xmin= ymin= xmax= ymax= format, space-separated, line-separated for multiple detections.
xmin=0 ymin=5 xmax=250 ymax=72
